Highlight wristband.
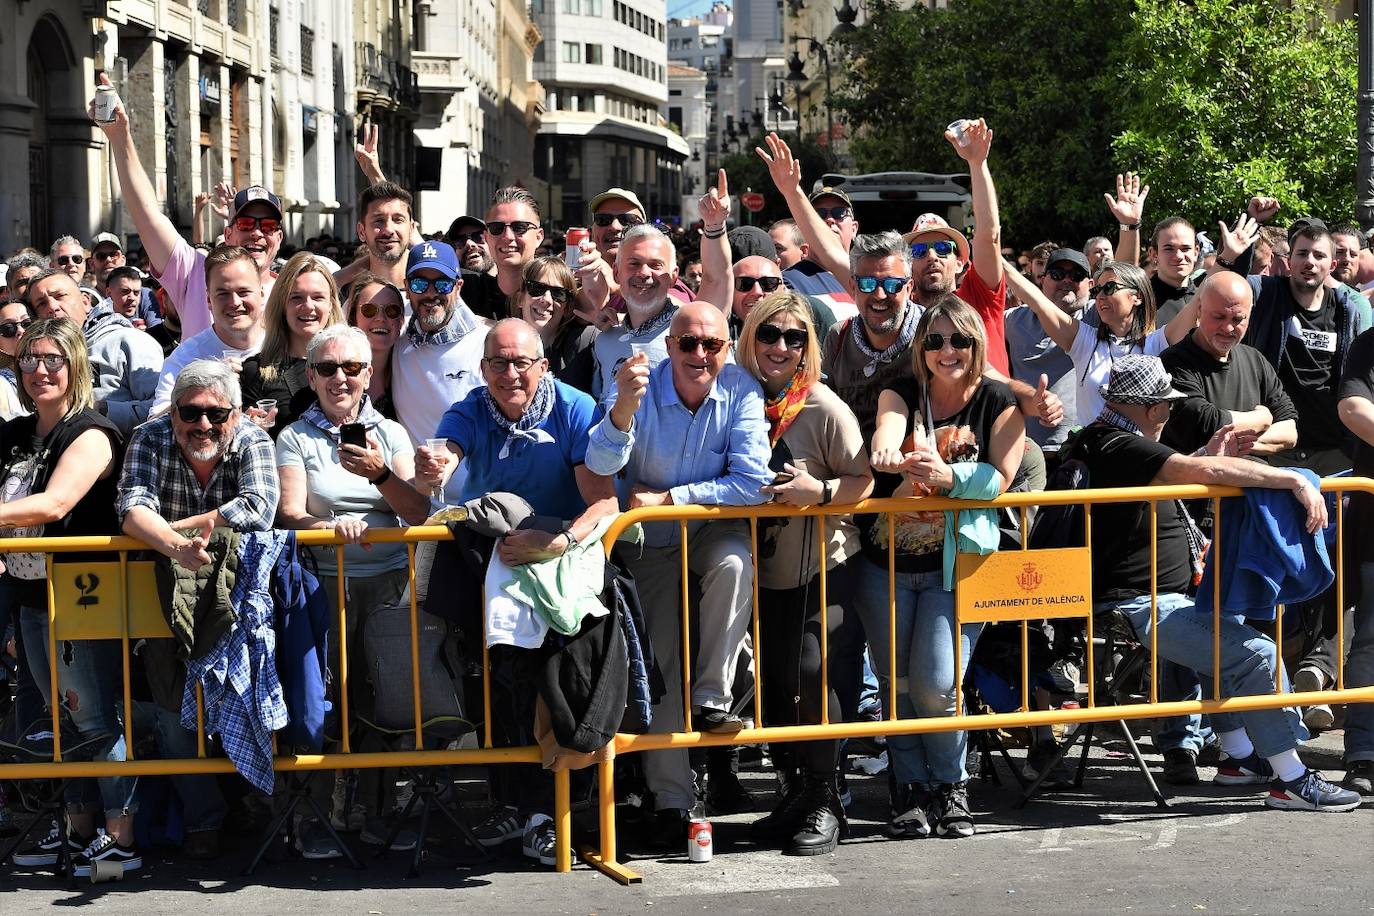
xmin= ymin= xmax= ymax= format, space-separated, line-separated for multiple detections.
xmin=370 ymin=465 xmax=392 ymax=487
xmin=702 ymin=225 xmax=726 ymax=239
xmin=1120 ymin=221 xmax=1140 ymax=231
xmin=819 ymin=478 xmax=834 ymax=506
xmin=559 ymin=526 xmax=578 ymax=549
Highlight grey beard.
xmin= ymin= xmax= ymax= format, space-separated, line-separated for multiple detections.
xmin=373 ymin=245 xmax=404 ymax=265
xmin=863 ymin=304 xmax=903 ymax=336
xmin=418 ymin=304 xmax=451 ymax=332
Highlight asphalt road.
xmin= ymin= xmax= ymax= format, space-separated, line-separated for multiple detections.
xmin=1 ymin=727 xmax=1370 ymax=915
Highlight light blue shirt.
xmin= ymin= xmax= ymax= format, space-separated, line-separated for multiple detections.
xmin=586 ymin=361 xmax=773 ymax=547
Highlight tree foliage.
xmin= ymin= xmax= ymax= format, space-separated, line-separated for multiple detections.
xmin=719 ymin=133 xmax=837 ymax=226
xmin=832 ymin=0 xmax=1358 ymax=247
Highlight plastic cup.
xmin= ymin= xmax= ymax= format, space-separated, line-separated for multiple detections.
xmin=255 ymin=399 xmax=277 ymax=430
xmin=947 ymin=119 xmax=973 ymax=147
xmin=423 ymin=438 xmax=447 ymax=505
xmin=629 ymin=342 xmax=650 ymax=361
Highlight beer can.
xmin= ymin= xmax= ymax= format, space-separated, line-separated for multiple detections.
xmin=95 ymin=85 xmax=119 ymax=123
xmin=687 ymin=816 xmax=713 ymax=862
xmin=1059 ymin=699 xmax=1080 ymax=737
xmin=565 ymin=226 xmax=588 ymax=268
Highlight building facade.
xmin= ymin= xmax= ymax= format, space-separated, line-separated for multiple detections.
xmin=664 ymin=64 xmax=707 ymax=217
xmin=667 ymin=3 xmax=730 ymax=192
xmin=531 ymin=0 xmax=688 ymax=227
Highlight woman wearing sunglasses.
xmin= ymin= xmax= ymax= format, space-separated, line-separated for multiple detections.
xmin=511 ymin=256 xmax=598 ymax=393
xmin=241 ymin=253 xmax=345 ymax=436
xmin=736 ymin=290 xmax=873 ymax=856
xmin=0 ymin=319 xmax=136 ymax=874
xmin=0 ymin=300 xmax=34 ymax=419
xmin=1008 ymin=259 xmax=1198 ymax=425
xmin=345 ymin=271 xmax=406 ymax=419
xmin=861 ymin=294 xmax=1024 ymax=841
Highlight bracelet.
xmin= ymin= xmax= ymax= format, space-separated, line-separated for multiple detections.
xmin=559 ymin=526 xmax=578 ymax=549
xmin=370 ymin=465 xmax=392 ymax=486
xmin=1120 ymin=222 xmax=1140 ymax=231
xmin=819 ymin=478 xmax=834 ymax=506
xmin=702 ymin=225 xmax=726 ymax=239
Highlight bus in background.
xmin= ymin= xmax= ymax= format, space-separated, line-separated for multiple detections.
xmin=811 ymin=171 xmax=972 ymax=237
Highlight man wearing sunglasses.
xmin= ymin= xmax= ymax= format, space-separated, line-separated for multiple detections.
xmin=448 ymin=214 xmax=495 ymax=275
xmin=50 ymin=236 xmax=88 ymax=285
xmin=89 ymin=76 xmax=283 ymax=341
xmin=25 ymin=267 xmax=164 ymax=436
xmin=392 ymin=240 xmax=489 ymax=497
xmin=474 ymin=186 xmax=546 ymax=321
xmin=587 ymin=301 xmax=772 ymax=846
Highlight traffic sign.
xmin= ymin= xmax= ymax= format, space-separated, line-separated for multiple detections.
xmin=741 ymin=192 xmax=765 ymax=212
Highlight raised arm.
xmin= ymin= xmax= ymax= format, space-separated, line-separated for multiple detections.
xmin=354 ymin=122 xmax=387 ymax=185
xmin=695 ymin=169 xmax=733 ymax=314
xmin=1003 ymin=262 xmax=1078 ymax=352
xmin=756 ymin=132 xmax=852 ymax=285
xmin=870 ymin=388 xmax=913 ymax=471
xmin=1105 ymin=172 xmax=1149 ymax=266
xmin=947 ymin=119 xmax=1002 ymax=289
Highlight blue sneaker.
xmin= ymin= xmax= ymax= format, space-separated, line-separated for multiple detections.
xmin=1214 ymin=752 xmax=1273 ymax=786
xmin=1265 ymin=770 xmax=1363 ymax=812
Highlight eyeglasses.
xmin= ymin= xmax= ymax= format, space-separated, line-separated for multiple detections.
xmin=1047 ymin=266 xmax=1089 ymax=283
xmin=0 ymin=318 xmax=32 ymax=339
xmin=1089 ymin=280 xmax=1133 ymax=298
xmin=452 ymin=230 xmax=485 ymax=246
xmin=91 ymin=249 xmax=121 ymax=261
xmin=910 ymin=240 xmax=959 ymax=260
xmin=311 ymin=360 xmax=369 ymax=378
xmin=815 ymin=206 xmax=851 ymax=221
xmin=855 ymin=275 xmax=908 ymax=295
xmin=233 ymin=215 xmax=282 ymax=234
xmin=176 ymin=404 xmax=234 ymax=425
xmin=18 ymin=352 xmax=68 ymax=373
xmin=921 ymin=331 xmax=977 ymax=352
xmin=524 ymin=280 xmax=572 ymax=304
xmin=734 ymin=276 xmax=783 ymax=293
xmin=486 ymin=220 xmax=539 ymax=237
xmin=755 ymin=324 xmax=808 ymax=350
xmin=670 ymin=334 xmax=728 ymax=355
xmin=56 ymin=254 xmax=84 ymax=267
xmin=482 ymin=356 xmax=542 ymax=374
xmin=407 ymin=276 xmax=457 ymax=296
xmin=593 ymin=212 xmax=645 ymax=229
xmin=358 ymin=301 xmax=404 ymax=320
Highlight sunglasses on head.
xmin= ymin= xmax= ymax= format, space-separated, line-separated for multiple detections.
xmin=755 ymin=324 xmax=808 ymax=350
xmin=407 ymin=276 xmax=457 ymax=296
xmin=734 ymin=276 xmax=783 ymax=293
xmin=486 ymin=220 xmax=539 ymax=237
xmin=593 ymin=212 xmax=645 ymax=228
xmin=358 ymin=301 xmax=404 ymax=320
xmin=56 ymin=254 xmax=84 ymax=266
xmin=311 ymin=360 xmax=369 ymax=378
xmin=176 ymin=404 xmax=233 ymax=424
xmin=0 ymin=318 xmax=32 ymax=339
xmin=855 ymin=275 xmax=908 ymax=295
xmin=815 ymin=206 xmax=851 ymax=221
xmin=1046 ymin=265 xmax=1089 ymax=283
xmin=524 ymin=279 xmax=571 ymax=304
xmin=671 ymin=334 xmax=727 ymax=355
xmin=921 ymin=331 xmax=977 ymax=352
xmin=233 ymin=215 xmax=281 ymax=234
xmin=910 ymin=240 xmax=959 ymax=259
xmin=1089 ymin=280 xmax=1133 ymax=298
xmin=452 ymin=230 xmax=485 ymax=246
xmin=18 ymin=353 xmax=68 ymax=373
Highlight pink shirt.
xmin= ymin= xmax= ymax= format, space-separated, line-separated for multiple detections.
xmin=152 ymin=239 xmax=274 ymax=338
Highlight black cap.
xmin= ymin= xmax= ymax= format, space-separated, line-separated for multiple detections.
xmin=1288 ymin=216 xmax=1328 ymax=244
xmin=447 ymin=215 xmax=486 ymax=239
xmin=1046 ymin=247 xmax=1090 ymax=274
xmin=727 ymin=226 xmax=779 ymax=265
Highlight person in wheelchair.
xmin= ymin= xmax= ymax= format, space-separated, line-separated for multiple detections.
xmin=1076 ymin=355 xmax=1360 ymax=812
xmin=274 ymin=325 xmax=431 ymax=856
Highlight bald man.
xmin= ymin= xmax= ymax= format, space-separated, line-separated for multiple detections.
xmin=586 ymin=300 xmax=772 ymax=844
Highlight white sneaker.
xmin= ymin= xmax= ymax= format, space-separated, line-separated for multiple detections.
xmin=521 ymin=813 xmax=556 ymax=866
xmin=1294 ymin=667 xmax=1335 ymax=730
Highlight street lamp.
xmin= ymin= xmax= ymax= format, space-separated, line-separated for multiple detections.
xmin=786 ymin=37 xmax=834 ymax=149
xmin=831 ymin=0 xmax=859 ymax=40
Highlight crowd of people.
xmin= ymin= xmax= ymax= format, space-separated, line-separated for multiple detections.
xmin=0 ymin=84 xmax=1370 ymax=882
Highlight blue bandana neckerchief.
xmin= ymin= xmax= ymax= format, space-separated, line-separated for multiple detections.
xmin=300 ymin=394 xmax=385 ymax=440
xmin=483 ymin=373 xmax=557 ymax=459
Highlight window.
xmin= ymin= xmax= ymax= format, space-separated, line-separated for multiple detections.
xmin=269 ymin=6 xmax=279 ymax=58
xmin=533 ymin=41 xmax=545 ymax=62
xmin=561 ymin=0 xmax=578 ymax=12
xmin=582 ymin=0 xmax=601 ymax=13
xmin=585 ymin=43 xmax=602 ymax=65
xmin=300 ymin=25 xmax=314 ymax=75
xmin=562 ymin=42 xmax=581 ymax=63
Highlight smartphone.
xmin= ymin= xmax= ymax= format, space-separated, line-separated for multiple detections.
xmin=771 ymin=471 xmax=796 ymax=486
xmin=340 ymin=423 xmax=367 ymax=449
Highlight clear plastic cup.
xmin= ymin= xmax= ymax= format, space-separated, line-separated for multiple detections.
xmin=424 ymin=438 xmax=447 ymax=505
xmin=255 ymin=399 xmax=277 ymax=430
xmin=947 ymin=119 xmax=974 ymax=147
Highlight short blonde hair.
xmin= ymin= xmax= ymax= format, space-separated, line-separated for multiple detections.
xmin=16 ymin=318 xmax=93 ymax=417
xmin=737 ymin=289 xmax=822 ymax=392
xmin=911 ymin=294 xmax=987 ymax=389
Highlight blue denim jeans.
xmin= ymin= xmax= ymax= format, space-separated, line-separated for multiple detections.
xmin=1103 ymin=593 xmax=1306 ymax=759
xmin=131 ymin=700 xmax=226 ymax=833
xmin=1154 ymin=661 xmax=1215 ymax=754
xmin=1341 ymin=561 xmax=1374 ymax=763
xmin=20 ymin=606 xmax=138 ymax=818
xmin=853 ymin=558 xmax=983 ymax=787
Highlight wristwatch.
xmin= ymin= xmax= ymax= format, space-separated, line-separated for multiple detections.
xmin=819 ymin=478 xmax=834 ymax=506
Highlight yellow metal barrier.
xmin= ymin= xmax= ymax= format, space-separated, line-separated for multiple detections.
xmin=3 ymin=481 xmax=1372 ymax=887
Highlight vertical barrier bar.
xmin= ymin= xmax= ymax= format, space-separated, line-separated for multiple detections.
xmin=1212 ymin=496 xmax=1222 ymax=701
xmin=407 ymin=543 xmax=425 ymax=749
xmin=1337 ymin=490 xmax=1345 ymax=690
xmin=554 ymin=767 xmax=571 ymax=873
xmin=953 ymin=508 xmax=965 ymax=719
xmin=1275 ymin=603 xmax=1285 ymax=692
xmin=47 ymin=556 xmax=60 ymax=762
xmin=335 ymin=546 xmax=351 ymax=753
xmin=1084 ymin=503 xmax=1094 ymax=709
xmin=680 ymin=520 xmax=693 ymax=734
xmin=119 ymin=551 xmax=134 ymax=759
xmin=887 ymin=513 xmax=897 ymax=721
xmin=598 ymin=757 xmax=617 ymax=866
xmin=818 ymin=513 xmax=829 ymax=725
xmin=1019 ymin=505 xmax=1028 ymax=550
xmin=750 ymin=516 xmax=762 ymax=729
xmin=1148 ymin=502 xmax=1158 ymax=704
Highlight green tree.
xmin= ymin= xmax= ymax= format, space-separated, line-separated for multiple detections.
xmin=1113 ymin=0 xmax=1357 ymax=230
xmin=719 ymin=132 xmax=837 ymax=226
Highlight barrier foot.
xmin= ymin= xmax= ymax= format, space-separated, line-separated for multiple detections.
xmin=578 ymin=845 xmax=642 ymax=885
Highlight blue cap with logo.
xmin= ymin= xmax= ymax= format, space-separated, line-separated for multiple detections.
xmin=406 ymin=240 xmax=459 ymax=280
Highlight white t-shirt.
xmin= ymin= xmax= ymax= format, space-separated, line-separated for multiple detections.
xmin=152 ymin=326 xmax=261 ymax=416
xmin=1068 ymin=321 xmax=1169 ymax=424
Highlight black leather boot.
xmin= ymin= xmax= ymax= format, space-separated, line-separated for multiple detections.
xmin=785 ymin=771 xmax=845 ymax=856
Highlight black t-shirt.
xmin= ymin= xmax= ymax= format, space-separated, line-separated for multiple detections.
xmin=1160 ymin=334 xmax=1297 ymax=453
xmin=1280 ymin=295 xmax=1344 ymax=450
xmin=1152 ymin=275 xmax=1196 ymax=327
xmin=859 ymin=377 xmax=1016 ymax=573
xmin=1075 ymin=424 xmax=1192 ymax=601
xmin=821 ymin=318 xmax=916 ymax=443
xmin=461 ymin=270 xmax=509 ymax=321
xmin=1338 ymin=327 xmax=1374 ymax=564
xmin=240 ymin=356 xmax=316 ymax=439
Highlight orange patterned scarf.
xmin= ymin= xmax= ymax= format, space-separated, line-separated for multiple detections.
xmin=764 ymin=373 xmax=810 ymax=447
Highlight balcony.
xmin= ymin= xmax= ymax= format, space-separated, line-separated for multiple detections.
xmin=411 ymin=50 xmax=465 ymax=92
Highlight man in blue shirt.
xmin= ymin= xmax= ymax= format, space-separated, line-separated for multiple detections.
xmin=587 ymin=301 xmax=772 ymax=841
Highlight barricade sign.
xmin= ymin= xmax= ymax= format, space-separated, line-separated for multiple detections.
xmin=49 ymin=560 xmax=171 ymax=639
xmin=956 ymin=547 xmax=1093 ymax=623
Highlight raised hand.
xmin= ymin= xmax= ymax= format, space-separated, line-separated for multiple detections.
xmin=1246 ymin=196 xmax=1282 ymax=223
xmin=354 ymin=121 xmax=384 ymax=182
xmin=87 ymin=72 xmax=131 ymax=145
xmin=211 ymin=181 xmax=236 ymax=220
xmin=1217 ymin=213 xmax=1261 ymax=263
xmin=755 ymin=132 xmax=802 ymax=198
xmin=698 ymin=168 xmax=731 ymax=230
xmin=194 ymin=192 xmax=211 ymax=213
xmin=1104 ymin=172 xmax=1150 ymax=226
xmin=946 ymin=118 xmax=992 ymax=164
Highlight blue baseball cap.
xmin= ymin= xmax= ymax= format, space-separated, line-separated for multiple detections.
xmin=406 ymin=240 xmax=459 ymax=280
